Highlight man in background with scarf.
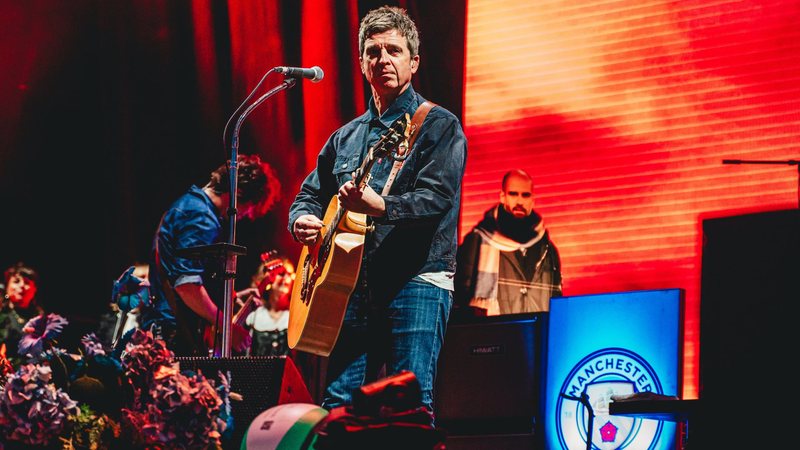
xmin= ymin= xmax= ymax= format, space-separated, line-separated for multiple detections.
xmin=455 ymin=169 xmax=562 ymax=316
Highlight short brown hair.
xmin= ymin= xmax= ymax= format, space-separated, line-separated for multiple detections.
xmin=207 ymin=154 xmax=281 ymax=216
xmin=502 ymin=169 xmax=533 ymax=190
xmin=4 ymin=261 xmax=39 ymax=286
xmin=359 ymin=6 xmax=420 ymax=57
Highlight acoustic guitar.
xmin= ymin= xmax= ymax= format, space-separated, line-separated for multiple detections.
xmin=288 ymin=115 xmax=410 ymax=356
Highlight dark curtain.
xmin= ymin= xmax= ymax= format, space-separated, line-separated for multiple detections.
xmin=0 ymin=0 xmax=464 ymax=343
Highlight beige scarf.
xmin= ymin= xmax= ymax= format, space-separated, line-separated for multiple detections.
xmin=468 ymin=220 xmax=545 ymax=315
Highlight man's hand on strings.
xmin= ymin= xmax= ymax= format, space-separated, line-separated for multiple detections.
xmin=338 ymin=179 xmax=386 ymax=217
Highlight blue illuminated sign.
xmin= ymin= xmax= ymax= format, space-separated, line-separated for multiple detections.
xmin=543 ymin=289 xmax=682 ymax=449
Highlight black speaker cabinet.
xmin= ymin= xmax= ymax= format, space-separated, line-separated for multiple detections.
xmin=698 ymin=209 xmax=799 ymax=448
xmin=434 ymin=313 xmax=546 ymax=441
xmin=174 ymin=355 xmax=312 ymax=449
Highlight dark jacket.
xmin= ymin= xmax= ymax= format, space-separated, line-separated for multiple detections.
xmin=288 ymin=87 xmax=467 ymax=298
xmin=143 ymin=185 xmax=225 ymax=356
xmin=455 ymin=205 xmax=562 ymax=315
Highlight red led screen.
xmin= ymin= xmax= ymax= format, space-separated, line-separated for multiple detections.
xmin=463 ymin=0 xmax=800 ymax=399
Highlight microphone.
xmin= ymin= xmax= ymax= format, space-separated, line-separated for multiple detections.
xmin=275 ymin=66 xmax=324 ymax=83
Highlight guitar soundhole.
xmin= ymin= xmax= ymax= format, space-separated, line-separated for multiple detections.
xmin=302 ymin=237 xmax=334 ymax=307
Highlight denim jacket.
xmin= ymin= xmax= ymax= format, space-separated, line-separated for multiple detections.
xmin=288 ymin=87 xmax=467 ymax=295
xmin=144 ymin=186 xmax=224 ymax=329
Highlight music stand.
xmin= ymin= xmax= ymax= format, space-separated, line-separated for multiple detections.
xmin=176 ymin=243 xmax=247 ymax=260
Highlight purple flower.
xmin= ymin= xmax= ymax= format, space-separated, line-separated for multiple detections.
xmin=17 ymin=313 xmax=69 ymax=357
xmin=120 ymin=329 xmax=175 ymax=406
xmin=116 ymin=330 xmax=228 ymax=447
xmin=120 ymin=367 xmax=226 ymax=448
xmin=0 ymin=363 xmax=79 ymax=446
xmin=81 ymin=332 xmax=108 ymax=357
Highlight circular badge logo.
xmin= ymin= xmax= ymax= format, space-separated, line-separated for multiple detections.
xmin=555 ymin=347 xmax=666 ymax=450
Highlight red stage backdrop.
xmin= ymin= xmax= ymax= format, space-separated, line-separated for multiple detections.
xmin=462 ymin=0 xmax=800 ymax=399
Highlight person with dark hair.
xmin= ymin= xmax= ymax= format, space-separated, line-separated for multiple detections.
xmin=141 ymin=154 xmax=281 ymax=357
xmin=455 ymin=169 xmax=562 ymax=316
xmin=289 ymin=6 xmax=467 ymax=418
xmin=0 ymin=261 xmax=44 ymax=361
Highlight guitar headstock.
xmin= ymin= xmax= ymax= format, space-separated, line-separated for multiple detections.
xmin=370 ymin=115 xmax=410 ymax=160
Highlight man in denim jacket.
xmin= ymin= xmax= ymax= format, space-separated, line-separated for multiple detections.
xmin=289 ymin=6 xmax=467 ymax=418
xmin=144 ymin=154 xmax=279 ymax=357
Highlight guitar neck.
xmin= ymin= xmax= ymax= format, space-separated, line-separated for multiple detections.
xmin=232 ymin=295 xmax=258 ymax=328
xmin=327 ymin=117 xmax=407 ymax=234
xmin=328 ymin=154 xmax=378 ymax=232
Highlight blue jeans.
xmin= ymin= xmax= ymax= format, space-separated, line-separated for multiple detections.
xmin=322 ymin=278 xmax=452 ymax=414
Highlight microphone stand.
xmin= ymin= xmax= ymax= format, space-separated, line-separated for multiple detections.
xmin=218 ymin=76 xmax=298 ymax=358
xmin=560 ymin=392 xmax=595 ymax=450
xmin=722 ymin=159 xmax=800 ymax=209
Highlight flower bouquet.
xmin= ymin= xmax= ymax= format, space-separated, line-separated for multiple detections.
xmin=0 ymin=314 xmax=231 ymax=450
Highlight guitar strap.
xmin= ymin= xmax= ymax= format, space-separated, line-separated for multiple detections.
xmin=380 ymin=100 xmax=437 ymax=196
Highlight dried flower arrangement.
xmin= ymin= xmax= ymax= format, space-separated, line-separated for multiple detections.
xmin=0 ymin=315 xmax=230 ymax=450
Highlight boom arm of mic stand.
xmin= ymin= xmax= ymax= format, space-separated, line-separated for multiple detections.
xmin=219 ymin=77 xmax=297 ymax=358
xmin=560 ymin=392 xmax=595 ymax=450
xmin=722 ymin=158 xmax=800 ymax=210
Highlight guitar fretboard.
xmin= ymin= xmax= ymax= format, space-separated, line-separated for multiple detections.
xmin=321 ymin=117 xmax=407 ymax=249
